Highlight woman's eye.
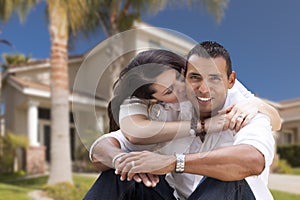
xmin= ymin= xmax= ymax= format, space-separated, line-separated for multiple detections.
xmin=190 ymin=75 xmax=201 ymax=80
xmin=164 ymin=89 xmax=173 ymax=95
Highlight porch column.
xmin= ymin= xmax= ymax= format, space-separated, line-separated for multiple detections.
xmin=28 ymin=100 xmax=39 ymax=146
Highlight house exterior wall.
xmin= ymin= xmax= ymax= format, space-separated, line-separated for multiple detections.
xmin=14 ymin=105 xmax=27 ymax=137
xmin=278 ymin=120 xmax=300 ymax=144
xmin=277 ymin=100 xmax=300 ymax=144
xmin=3 ymin=84 xmax=27 ymax=136
xmin=135 ymin=25 xmax=194 ymax=56
xmin=68 ymin=61 xmax=81 ymax=92
xmin=280 ymin=106 xmax=300 ymax=118
xmin=2 ymin=84 xmax=14 ymax=133
xmin=14 ymin=67 xmax=51 ymax=86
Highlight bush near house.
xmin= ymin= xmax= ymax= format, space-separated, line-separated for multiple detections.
xmin=0 ymin=132 xmax=28 ymax=173
xmin=272 ymin=159 xmax=292 ymax=174
xmin=72 ymin=144 xmax=98 ymax=173
xmin=277 ymin=144 xmax=300 ymax=167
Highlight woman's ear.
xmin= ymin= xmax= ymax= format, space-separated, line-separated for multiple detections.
xmin=228 ymin=71 xmax=236 ymax=89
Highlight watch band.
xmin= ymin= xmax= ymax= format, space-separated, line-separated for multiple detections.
xmin=175 ymin=153 xmax=185 ymax=173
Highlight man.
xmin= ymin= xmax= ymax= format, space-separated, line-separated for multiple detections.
xmin=85 ymin=41 xmax=275 ymax=200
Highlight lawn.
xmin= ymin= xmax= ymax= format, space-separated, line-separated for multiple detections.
xmin=290 ymin=167 xmax=300 ymax=175
xmin=271 ymin=190 xmax=300 ymax=200
xmin=1 ymin=174 xmax=300 ymax=200
xmin=0 ymin=174 xmax=96 ymax=200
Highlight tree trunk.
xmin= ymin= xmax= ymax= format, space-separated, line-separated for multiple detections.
xmin=47 ymin=0 xmax=72 ymax=185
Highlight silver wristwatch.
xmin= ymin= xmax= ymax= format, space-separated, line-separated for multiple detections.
xmin=175 ymin=153 xmax=185 ymax=173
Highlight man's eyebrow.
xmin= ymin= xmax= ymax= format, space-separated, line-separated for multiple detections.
xmin=209 ymin=73 xmax=222 ymax=77
xmin=188 ymin=72 xmax=201 ymax=76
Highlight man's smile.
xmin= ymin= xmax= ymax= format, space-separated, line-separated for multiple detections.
xmin=196 ymin=96 xmax=213 ymax=103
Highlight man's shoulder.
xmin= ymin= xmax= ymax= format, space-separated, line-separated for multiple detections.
xmin=224 ymin=88 xmax=247 ymax=107
xmin=236 ymin=113 xmax=272 ymax=138
xmin=248 ymin=113 xmax=271 ymax=125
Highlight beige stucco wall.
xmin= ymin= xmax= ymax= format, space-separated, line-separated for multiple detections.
xmin=3 ymin=84 xmax=27 ymax=136
xmin=14 ymin=67 xmax=51 ymax=86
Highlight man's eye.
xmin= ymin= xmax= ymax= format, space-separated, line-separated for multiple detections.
xmin=210 ymin=76 xmax=221 ymax=81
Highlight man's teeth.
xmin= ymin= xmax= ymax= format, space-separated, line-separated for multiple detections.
xmin=197 ymin=97 xmax=212 ymax=102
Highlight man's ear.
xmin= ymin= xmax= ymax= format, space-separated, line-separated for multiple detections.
xmin=228 ymin=71 xmax=236 ymax=89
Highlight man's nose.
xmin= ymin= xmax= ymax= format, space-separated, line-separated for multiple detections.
xmin=197 ymin=82 xmax=209 ymax=93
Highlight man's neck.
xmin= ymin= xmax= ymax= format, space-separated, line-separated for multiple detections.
xmin=200 ymin=112 xmax=212 ymax=120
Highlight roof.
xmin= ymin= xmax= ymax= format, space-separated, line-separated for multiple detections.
xmin=279 ymin=98 xmax=300 ymax=105
xmin=278 ymin=98 xmax=300 ymax=109
xmin=7 ymin=75 xmax=107 ymax=107
xmin=4 ymin=55 xmax=83 ymax=75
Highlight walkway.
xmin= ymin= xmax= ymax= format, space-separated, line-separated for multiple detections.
xmin=268 ymin=173 xmax=300 ymax=194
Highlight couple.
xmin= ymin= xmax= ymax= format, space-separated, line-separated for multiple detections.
xmin=84 ymin=41 xmax=280 ymax=199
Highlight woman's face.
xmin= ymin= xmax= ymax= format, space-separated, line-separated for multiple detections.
xmin=151 ymin=69 xmax=186 ymax=103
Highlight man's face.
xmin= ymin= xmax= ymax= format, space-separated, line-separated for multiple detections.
xmin=185 ymin=55 xmax=236 ymax=117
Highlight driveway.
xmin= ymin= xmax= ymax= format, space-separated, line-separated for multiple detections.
xmin=268 ymin=173 xmax=300 ymax=194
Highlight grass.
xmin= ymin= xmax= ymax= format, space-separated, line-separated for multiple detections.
xmin=271 ymin=190 xmax=300 ymax=200
xmin=0 ymin=173 xmax=97 ymax=200
xmin=0 ymin=183 xmax=32 ymax=200
xmin=290 ymin=167 xmax=300 ymax=175
xmin=1 ymin=173 xmax=300 ymax=200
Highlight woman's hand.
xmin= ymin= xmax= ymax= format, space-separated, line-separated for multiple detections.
xmin=204 ymin=113 xmax=231 ymax=133
xmin=221 ymin=98 xmax=259 ymax=132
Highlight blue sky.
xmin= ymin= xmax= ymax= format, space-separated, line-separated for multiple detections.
xmin=1 ymin=0 xmax=299 ymax=102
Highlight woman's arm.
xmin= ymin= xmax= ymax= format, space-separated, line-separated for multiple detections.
xmin=226 ymin=97 xmax=281 ymax=131
xmin=120 ymin=114 xmax=191 ymax=145
xmin=119 ymin=97 xmax=193 ymax=145
xmin=227 ymin=79 xmax=282 ymax=131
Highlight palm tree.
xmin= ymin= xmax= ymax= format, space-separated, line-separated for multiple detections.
xmin=0 ymin=39 xmax=12 ymax=47
xmin=2 ymin=53 xmax=30 ymax=65
xmin=47 ymin=0 xmax=94 ymax=184
xmin=0 ymin=0 xmax=90 ymax=184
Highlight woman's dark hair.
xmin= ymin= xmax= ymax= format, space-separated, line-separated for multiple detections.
xmin=108 ymin=49 xmax=186 ymax=131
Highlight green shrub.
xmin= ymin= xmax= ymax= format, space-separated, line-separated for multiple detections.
xmin=277 ymin=144 xmax=300 ymax=167
xmin=72 ymin=143 xmax=97 ymax=173
xmin=272 ymin=159 xmax=292 ymax=174
xmin=0 ymin=132 xmax=28 ymax=173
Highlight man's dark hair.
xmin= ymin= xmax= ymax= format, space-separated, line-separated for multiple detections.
xmin=185 ymin=41 xmax=232 ymax=78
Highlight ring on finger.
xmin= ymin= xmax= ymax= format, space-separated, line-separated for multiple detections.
xmin=131 ymin=161 xmax=135 ymax=167
xmin=238 ymin=115 xmax=244 ymax=118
